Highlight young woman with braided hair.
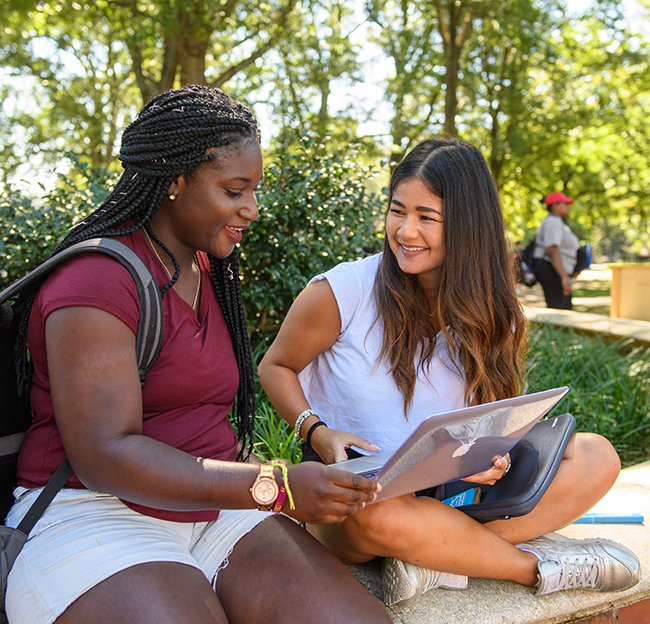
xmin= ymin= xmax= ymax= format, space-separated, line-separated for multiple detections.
xmin=259 ymin=138 xmax=640 ymax=606
xmin=5 ymin=86 xmax=391 ymax=624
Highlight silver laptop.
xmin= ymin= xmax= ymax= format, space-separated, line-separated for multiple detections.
xmin=331 ymin=386 xmax=569 ymax=502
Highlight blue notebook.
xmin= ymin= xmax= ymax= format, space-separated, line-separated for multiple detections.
xmin=574 ymin=492 xmax=644 ymax=524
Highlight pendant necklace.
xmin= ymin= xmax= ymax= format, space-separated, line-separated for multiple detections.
xmin=143 ymin=228 xmax=201 ymax=311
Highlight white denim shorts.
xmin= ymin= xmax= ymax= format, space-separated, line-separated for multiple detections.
xmin=5 ymin=487 xmax=271 ymax=624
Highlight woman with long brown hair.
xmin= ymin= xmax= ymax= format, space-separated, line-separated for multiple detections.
xmin=258 ymin=138 xmax=639 ymax=606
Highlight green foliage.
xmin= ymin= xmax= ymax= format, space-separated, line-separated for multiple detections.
xmin=240 ymin=133 xmax=385 ymax=344
xmin=0 ymin=2 xmax=140 ymax=177
xmin=462 ymin=0 xmax=555 ymax=185
xmin=496 ymin=5 xmax=650 ymax=256
xmin=248 ymin=340 xmax=302 ymax=462
xmin=3 ymin=0 xmax=650 ymax=263
xmin=0 ymin=155 xmax=116 ymax=288
xmin=263 ymin=0 xmax=367 ymax=148
xmin=253 ymin=398 xmax=302 ymax=463
xmin=0 ymin=0 xmax=298 ymax=183
xmin=366 ymin=0 xmax=445 ymax=161
xmin=526 ymin=323 xmax=650 ymax=467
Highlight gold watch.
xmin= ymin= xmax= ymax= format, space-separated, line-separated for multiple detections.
xmin=250 ymin=464 xmax=279 ymax=511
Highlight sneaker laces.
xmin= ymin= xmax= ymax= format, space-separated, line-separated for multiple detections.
xmin=555 ymin=555 xmax=600 ymax=591
xmin=419 ymin=567 xmax=444 ymax=593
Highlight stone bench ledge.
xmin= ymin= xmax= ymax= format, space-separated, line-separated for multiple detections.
xmin=524 ymin=306 xmax=650 ymax=344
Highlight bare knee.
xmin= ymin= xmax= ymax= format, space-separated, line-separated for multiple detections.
xmin=312 ymin=495 xmax=442 ymax=564
xmin=220 ymin=516 xmax=392 ymax=624
xmin=571 ymin=432 xmax=620 ymax=492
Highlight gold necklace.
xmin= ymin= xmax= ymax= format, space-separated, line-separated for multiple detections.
xmin=143 ymin=229 xmax=201 ymax=311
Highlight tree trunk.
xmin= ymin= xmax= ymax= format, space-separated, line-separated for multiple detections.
xmin=177 ymin=7 xmax=209 ymax=85
xmin=436 ymin=0 xmax=474 ymax=137
xmin=177 ymin=36 xmax=208 ymax=85
xmin=443 ymin=43 xmax=462 ymax=137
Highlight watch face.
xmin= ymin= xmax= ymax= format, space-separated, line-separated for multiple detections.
xmin=253 ymin=479 xmax=279 ymax=504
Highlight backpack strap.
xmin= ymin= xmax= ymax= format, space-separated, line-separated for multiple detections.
xmin=2 ymin=237 xmax=164 ymax=535
xmin=15 ymin=458 xmax=73 ymax=535
xmin=0 ymin=237 xmax=163 ymax=386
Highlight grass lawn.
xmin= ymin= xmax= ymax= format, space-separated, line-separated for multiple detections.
xmin=517 ymin=263 xmax=650 ymax=466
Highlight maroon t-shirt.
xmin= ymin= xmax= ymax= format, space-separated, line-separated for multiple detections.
xmin=17 ymin=228 xmax=240 ymax=522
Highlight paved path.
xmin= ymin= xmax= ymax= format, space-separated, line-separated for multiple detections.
xmin=524 ymin=306 xmax=650 ymax=344
xmin=519 ymin=262 xmax=650 ymax=343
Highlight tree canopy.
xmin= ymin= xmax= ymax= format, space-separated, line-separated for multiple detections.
xmin=2 ymin=0 xmax=649 ymax=258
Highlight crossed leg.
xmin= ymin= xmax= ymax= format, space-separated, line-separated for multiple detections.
xmin=485 ymin=432 xmax=620 ymax=543
xmin=308 ymin=432 xmax=620 ymax=587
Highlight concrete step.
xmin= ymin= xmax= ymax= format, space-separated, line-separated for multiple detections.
xmin=348 ymin=462 xmax=650 ymax=623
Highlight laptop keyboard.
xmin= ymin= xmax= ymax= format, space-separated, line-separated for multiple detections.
xmin=358 ymin=468 xmax=380 ymax=479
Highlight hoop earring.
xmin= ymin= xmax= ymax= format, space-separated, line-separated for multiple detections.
xmin=169 ymin=194 xmax=176 ymax=201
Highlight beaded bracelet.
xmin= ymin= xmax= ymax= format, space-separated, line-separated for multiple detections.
xmin=294 ymin=408 xmax=318 ymax=438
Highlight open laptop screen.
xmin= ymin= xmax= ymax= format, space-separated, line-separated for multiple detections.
xmin=331 ymin=386 xmax=569 ymax=502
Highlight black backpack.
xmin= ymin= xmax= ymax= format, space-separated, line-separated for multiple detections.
xmin=0 ymin=238 xmax=163 ymax=618
xmin=514 ymin=238 xmax=537 ymax=287
xmin=521 ymin=237 xmax=536 ymax=269
xmin=574 ymin=244 xmax=591 ymax=275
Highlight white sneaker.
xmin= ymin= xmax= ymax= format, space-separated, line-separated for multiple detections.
xmin=382 ymin=557 xmax=468 ymax=606
xmin=517 ymin=532 xmax=641 ymax=595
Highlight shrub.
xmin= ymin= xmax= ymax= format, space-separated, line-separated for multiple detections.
xmin=240 ymin=134 xmax=385 ymax=346
xmin=0 ymin=155 xmax=115 ymax=288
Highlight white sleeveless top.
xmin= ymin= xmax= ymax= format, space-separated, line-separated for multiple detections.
xmin=298 ymin=253 xmax=466 ymax=455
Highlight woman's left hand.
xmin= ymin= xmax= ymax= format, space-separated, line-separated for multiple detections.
xmin=461 ymin=453 xmax=510 ymax=486
xmin=311 ymin=426 xmax=380 ymax=465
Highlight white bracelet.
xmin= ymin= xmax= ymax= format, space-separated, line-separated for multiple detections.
xmin=294 ymin=409 xmax=318 ymax=438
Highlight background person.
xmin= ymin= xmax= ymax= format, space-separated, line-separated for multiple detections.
xmin=532 ymin=191 xmax=579 ymax=309
xmin=5 ymin=85 xmax=391 ymax=624
xmin=258 ymin=139 xmax=639 ymax=607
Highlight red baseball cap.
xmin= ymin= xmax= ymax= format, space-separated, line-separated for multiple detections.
xmin=544 ymin=191 xmax=574 ymax=205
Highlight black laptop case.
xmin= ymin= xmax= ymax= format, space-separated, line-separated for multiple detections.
xmin=437 ymin=413 xmax=576 ymax=523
